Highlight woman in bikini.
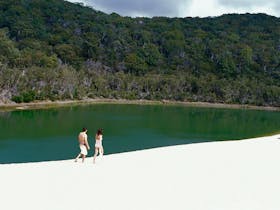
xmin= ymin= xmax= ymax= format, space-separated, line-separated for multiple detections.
xmin=93 ymin=128 xmax=103 ymax=164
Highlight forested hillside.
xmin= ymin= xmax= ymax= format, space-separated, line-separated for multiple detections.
xmin=0 ymin=0 xmax=279 ymax=106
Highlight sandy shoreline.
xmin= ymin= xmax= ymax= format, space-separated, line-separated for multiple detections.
xmin=1 ymin=134 xmax=280 ymax=210
xmin=0 ymin=98 xmax=279 ymax=111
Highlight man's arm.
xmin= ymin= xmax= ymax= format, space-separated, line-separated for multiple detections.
xmin=85 ymin=135 xmax=90 ymax=150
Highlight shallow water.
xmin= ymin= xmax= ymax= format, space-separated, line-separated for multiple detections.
xmin=0 ymin=104 xmax=279 ymax=163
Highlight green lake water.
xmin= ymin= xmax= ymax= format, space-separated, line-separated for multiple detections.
xmin=0 ymin=104 xmax=279 ymax=164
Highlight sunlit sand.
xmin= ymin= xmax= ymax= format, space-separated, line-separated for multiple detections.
xmin=1 ymin=134 xmax=279 ymax=210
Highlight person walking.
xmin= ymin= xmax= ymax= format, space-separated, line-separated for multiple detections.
xmin=75 ymin=127 xmax=90 ymax=163
xmin=93 ymin=128 xmax=103 ymax=164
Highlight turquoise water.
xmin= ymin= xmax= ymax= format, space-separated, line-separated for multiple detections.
xmin=0 ymin=104 xmax=279 ymax=163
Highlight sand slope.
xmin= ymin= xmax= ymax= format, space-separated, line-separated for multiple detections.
xmin=1 ymin=134 xmax=280 ymax=210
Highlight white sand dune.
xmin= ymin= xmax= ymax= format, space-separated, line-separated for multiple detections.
xmin=1 ymin=134 xmax=280 ymax=210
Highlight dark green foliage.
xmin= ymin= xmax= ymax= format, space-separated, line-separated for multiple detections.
xmin=12 ymin=90 xmax=36 ymax=103
xmin=11 ymin=95 xmax=23 ymax=103
xmin=0 ymin=0 xmax=279 ymax=106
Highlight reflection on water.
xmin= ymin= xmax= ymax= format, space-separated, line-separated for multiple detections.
xmin=0 ymin=104 xmax=279 ymax=163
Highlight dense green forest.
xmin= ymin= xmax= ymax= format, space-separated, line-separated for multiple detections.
xmin=0 ymin=0 xmax=279 ymax=106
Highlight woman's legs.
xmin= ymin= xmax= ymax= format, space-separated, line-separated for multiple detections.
xmin=100 ymin=146 xmax=104 ymax=157
xmin=93 ymin=148 xmax=99 ymax=163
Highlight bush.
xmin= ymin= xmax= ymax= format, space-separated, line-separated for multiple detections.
xmin=11 ymin=95 xmax=23 ymax=103
xmin=11 ymin=91 xmax=36 ymax=103
xmin=22 ymin=91 xmax=36 ymax=103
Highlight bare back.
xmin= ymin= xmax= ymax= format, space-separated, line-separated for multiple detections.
xmin=78 ymin=132 xmax=86 ymax=145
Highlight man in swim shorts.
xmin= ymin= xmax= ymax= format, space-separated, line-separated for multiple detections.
xmin=74 ymin=127 xmax=90 ymax=163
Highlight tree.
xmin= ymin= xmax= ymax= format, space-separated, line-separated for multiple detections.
xmin=125 ymin=53 xmax=148 ymax=75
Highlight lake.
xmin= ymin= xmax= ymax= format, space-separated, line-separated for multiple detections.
xmin=0 ymin=104 xmax=279 ymax=163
